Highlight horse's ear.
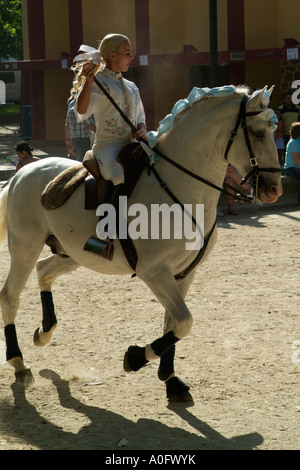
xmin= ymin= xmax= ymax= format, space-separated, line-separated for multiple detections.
xmin=268 ymin=85 xmax=275 ymax=96
xmin=247 ymin=85 xmax=274 ymax=110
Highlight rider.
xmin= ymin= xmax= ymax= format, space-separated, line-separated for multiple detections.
xmin=72 ymin=34 xmax=147 ymax=253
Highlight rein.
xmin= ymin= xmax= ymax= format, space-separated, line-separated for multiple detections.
xmin=94 ymin=76 xmax=281 ymax=203
xmin=148 ymin=95 xmax=281 ymax=203
xmin=94 ymin=77 xmax=252 ymax=202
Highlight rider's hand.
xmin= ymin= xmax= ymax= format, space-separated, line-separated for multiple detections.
xmin=82 ymin=62 xmax=95 ymax=85
xmin=134 ymin=125 xmax=147 ymax=141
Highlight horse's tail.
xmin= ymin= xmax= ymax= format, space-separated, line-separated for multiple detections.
xmin=0 ymin=183 xmax=9 ymax=247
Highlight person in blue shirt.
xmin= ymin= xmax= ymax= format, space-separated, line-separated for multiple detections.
xmin=279 ymin=93 xmax=300 ymax=148
xmin=284 ymin=122 xmax=300 ymax=180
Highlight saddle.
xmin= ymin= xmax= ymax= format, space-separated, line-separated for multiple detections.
xmin=41 ymin=143 xmax=146 ymax=211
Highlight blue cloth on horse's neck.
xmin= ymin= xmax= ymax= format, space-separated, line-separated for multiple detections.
xmin=147 ymin=85 xmax=236 ymax=148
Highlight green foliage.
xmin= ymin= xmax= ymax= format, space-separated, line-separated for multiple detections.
xmin=0 ymin=104 xmax=20 ymax=114
xmin=0 ymin=0 xmax=23 ymax=60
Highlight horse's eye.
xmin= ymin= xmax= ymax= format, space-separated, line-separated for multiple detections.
xmin=253 ymin=130 xmax=266 ymax=139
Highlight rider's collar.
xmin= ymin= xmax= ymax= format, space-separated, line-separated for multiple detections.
xmin=104 ymin=68 xmax=123 ymax=80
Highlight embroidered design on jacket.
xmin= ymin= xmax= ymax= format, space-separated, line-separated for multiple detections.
xmin=104 ymin=118 xmax=128 ymax=136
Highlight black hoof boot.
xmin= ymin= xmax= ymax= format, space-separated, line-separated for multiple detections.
xmin=123 ymin=345 xmax=148 ymax=372
xmin=166 ymin=376 xmax=193 ymax=403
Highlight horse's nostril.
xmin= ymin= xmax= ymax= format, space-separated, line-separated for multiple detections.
xmin=272 ymin=185 xmax=283 ymax=198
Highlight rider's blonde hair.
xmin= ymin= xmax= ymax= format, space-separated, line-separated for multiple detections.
xmin=68 ymin=33 xmax=131 ymax=103
xmin=68 ymin=60 xmax=101 ymax=104
xmin=98 ymin=33 xmax=130 ymax=60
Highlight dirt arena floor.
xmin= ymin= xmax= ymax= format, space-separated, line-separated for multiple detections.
xmin=0 ymin=201 xmax=299 ymax=451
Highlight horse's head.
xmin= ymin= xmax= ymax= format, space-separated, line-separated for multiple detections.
xmin=227 ymin=86 xmax=282 ymax=203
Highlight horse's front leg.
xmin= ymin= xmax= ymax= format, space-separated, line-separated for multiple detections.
xmin=123 ymin=266 xmax=194 ymax=400
xmin=158 ymin=271 xmax=196 ymax=402
xmin=34 ymin=254 xmax=79 ymax=347
xmin=157 ymin=312 xmax=192 ymax=402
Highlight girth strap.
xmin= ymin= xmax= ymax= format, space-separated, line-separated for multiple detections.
xmin=174 ymin=219 xmax=217 ymax=280
xmin=150 ymin=163 xmax=217 ymax=280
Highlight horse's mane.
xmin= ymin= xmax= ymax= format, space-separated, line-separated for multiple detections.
xmin=173 ymin=85 xmax=250 ymax=121
xmin=147 ymin=85 xmax=250 ymax=148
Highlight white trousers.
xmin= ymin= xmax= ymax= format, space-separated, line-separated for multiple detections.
xmin=93 ymin=141 xmax=128 ymax=186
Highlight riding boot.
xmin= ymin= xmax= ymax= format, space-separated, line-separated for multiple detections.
xmin=97 ymin=181 xmax=125 ymax=239
xmin=98 ymin=180 xmax=115 ymax=235
xmin=83 ymin=180 xmax=124 ymax=260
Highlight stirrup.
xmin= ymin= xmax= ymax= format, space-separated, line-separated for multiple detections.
xmin=83 ymin=180 xmax=124 ymax=260
xmin=83 ymin=236 xmax=114 ymax=260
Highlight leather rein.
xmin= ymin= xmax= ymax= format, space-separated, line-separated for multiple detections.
xmin=147 ymin=94 xmax=281 ymax=203
xmin=94 ymin=76 xmax=280 ymax=203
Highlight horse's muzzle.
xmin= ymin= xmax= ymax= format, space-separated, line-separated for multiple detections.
xmin=259 ymin=181 xmax=283 ymax=203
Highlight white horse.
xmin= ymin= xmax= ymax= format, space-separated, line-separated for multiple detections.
xmin=0 ymin=85 xmax=282 ymax=402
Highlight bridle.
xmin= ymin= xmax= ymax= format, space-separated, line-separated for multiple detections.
xmin=224 ymin=95 xmax=281 ymax=199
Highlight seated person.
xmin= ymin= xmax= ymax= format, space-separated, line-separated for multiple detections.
xmin=14 ymin=141 xmax=40 ymax=172
xmin=284 ymin=122 xmax=300 ymax=180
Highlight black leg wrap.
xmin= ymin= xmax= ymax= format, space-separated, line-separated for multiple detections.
xmin=41 ymin=291 xmax=57 ymax=332
xmin=151 ymin=331 xmax=179 ymax=358
xmin=158 ymin=345 xmax=175 ymax=381
xmin=166 ymin=376 xmax=192 ymax=402
xmin=123 ymin=345 xmax=148 ymax=372
xmin=4 ymin=324 xmax=22 ymax=361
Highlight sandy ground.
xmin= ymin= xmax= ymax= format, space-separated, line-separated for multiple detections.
xmin=0 ymin=199 xmax=299 ymax=451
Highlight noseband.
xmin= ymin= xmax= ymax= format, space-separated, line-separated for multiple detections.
xmin=224 ymin=95 xmax=281 ymax=198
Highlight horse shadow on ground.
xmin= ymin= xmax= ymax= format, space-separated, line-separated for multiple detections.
xmin=0 ymin=369 xmax=263 ymax=450
xmin=217 ymin=203 xmax=300 ymax=229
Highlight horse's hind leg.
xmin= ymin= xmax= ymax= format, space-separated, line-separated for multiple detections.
xmin=1 ymin=241 xmax=44 ymax=385
xmin=34 ymin=254 xmax=79 ymax=347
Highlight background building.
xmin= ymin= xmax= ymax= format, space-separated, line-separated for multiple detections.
xmin=2 ymin=0 xmax=300 ymax=140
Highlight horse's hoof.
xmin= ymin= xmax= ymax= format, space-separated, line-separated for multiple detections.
xmin=123 ymin=345 xmax=148 ymax=372
xmin=33 ymin=328 xmax=43 ymax=346
xmin=166 ymin=376 xmax=194 ymax=403
xmin=15 ymin=368 xmax=35 ymax=387
xmin=33 ymin=324 xmax=56 ymax=347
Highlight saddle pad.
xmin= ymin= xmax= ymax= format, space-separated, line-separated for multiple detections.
xmin=41 ymin=164 xmax=88 ymax=210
